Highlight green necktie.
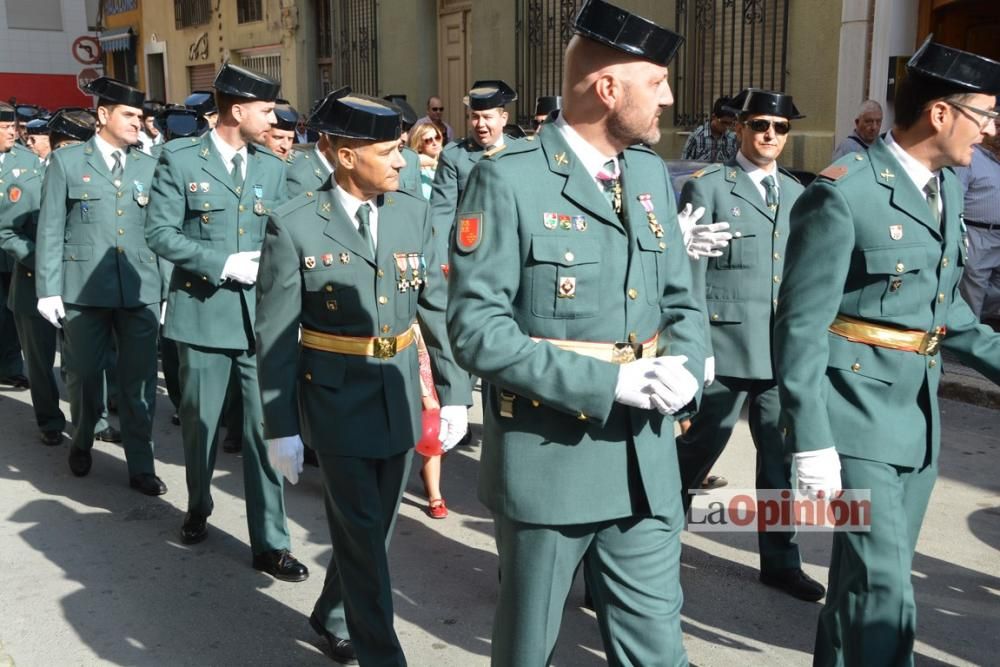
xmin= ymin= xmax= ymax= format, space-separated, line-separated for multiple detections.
xmin=924 ymin=176 xmax=941 ymax=226
xmin=230 ymin=153 xmax=243 ymax=189
xmin=762 ymin=174 xmax=779 ymax=210
xmin=111 ymin=150 xmax=124 ymax=180
xmin=356 ymin=203 xmax=375 ymax=256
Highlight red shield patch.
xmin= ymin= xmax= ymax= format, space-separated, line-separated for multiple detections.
xmin=456 ymin=213 xmax=483 ymax=252
xmin=7 ymin=186 xmax=21 ymax=203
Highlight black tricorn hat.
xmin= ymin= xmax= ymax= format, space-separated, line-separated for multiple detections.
xmin=534 ymin=95 xmax=562 ymax=117
xmin=48 ymin=108 xmax=97 ymax=143
xmin=574 ymin=0 xmax=684 ymax=67
xmin=142 ymin=100 xmax=165 ymax=117
xmin=383 ymin=95 xmax=418 ymax=129
xmin=272 ymin=102 xmax=299 ymax=131
xmin=25 ymin=117 xmax=49 ymax=134
xmin=0 ymin=103 xmax=14 ymax=122
xmin=503 ymin=123 xmax=527 ymax=139
xmin=16 ymin=104 xmax=42 ymax=121
xmin=907 ymin=35 xmax=1000 ymax=94
xmin=730 ymin=88 xmax=804 ymax=120
xmin=310 ymin=91 xmax=400 ymax=141
xmin=464 ymin=80 xmax=517 ymax=110
xmin=184 ymin=90 xmax=218 ymax=116
xmin=306 ymin=86 xmax=350 ymax=130
xmin=85 ymin=77 xmax=145 ymax=108
xmin=155 ymin=107 xmax=208 ymax=139
xmin=214 ymin=63 xmax=280 ymax=101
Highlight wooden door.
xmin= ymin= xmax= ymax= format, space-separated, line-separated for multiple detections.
xmin=438 ymin=3 xmax=470 ymax=142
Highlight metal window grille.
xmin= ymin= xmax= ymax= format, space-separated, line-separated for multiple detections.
xmin=317 ymin=0 xmax=333 ymax=60
xmin=335 ymin=0 xmax=379 ymax=95
xmin=515 ymin=0 xmax=580 ymax=128
xmin=674 ymin=0 xmax=790 ymax=127
xmin=174 ymin=0 xmax=211 ymax=29
xmin=237 ymin=0 xmax=263 ymax=24
xmin=240 ymin=53 xmax=283 ymax=83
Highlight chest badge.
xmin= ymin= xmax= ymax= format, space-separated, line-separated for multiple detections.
xmin=553 ymin=152 xmax=569 ymax=167
xmin=82 ymin=175 xmax=91 ymax=183
xmin=573 ymin=215 xmax=587 ymax=231
xmin=339 ymin=252 xmax=351 ymax=264
xmin=200 ymin=182 xmax=210 ymax=193
xmin=730 ymin=206 xmax=741 ymax=217
xmin=304 ymin=256 xmax=316 ymax=269
xmin=889 ymin=224 xmax=904 ymax=240
xmin=558 ymin=276 xmax=576 ymax=299
xmin=638 ymin=193 xmax=664 ymax=238
xmin=394 ymin=253 xmax=410 ymax=293
xmin=880 ymin=169 xmax=895 ymax=182
xmin=543 ymin=212 xmax=558 ymax=229
xmin=322 ymin=253 xmax=333 ymax=266
xmin=559 ymin=214 xmax=572 ymax=230
xmin=188 ymin=182 xmax=198 ymax=193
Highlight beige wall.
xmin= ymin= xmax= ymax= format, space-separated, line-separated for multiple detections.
xmin=378 ymin=0 xmax=438 ymax=104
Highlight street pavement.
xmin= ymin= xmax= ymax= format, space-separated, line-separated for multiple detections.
xmin=0 ymin=373 xmax=997 ymax=666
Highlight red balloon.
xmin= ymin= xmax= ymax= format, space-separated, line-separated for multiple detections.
xmin=415 ymin=408 xmax=442 ymax=456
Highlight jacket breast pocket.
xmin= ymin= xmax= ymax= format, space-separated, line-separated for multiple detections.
xmin=188 ymin=195 xmax=228 ymax=241
xmin=705 ymin=299 xmax=745 ymax=325
xmin=529 ymin=235 xmax=602 ymax=319
xmin=858 ymin=244 xmax=929 ymax=317
xmin=712 ymin=232 xmax=757 ymax=269
xmin=637 ymin=235 xmax=666 ymax=305
xmin=68 ymin=186 xmax=101 ymax=223
xmin=303 ymin=267 xmax=362 ymax=321
xmin=299 ymin=349 xmax=346 ymax=390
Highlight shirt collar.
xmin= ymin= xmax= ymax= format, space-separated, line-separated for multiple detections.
xmin=736 ymin=150 xmax=779 ymax=187
xmin=884 ymin=131 xmax=937 ymax=194
xmin=553 ymin=112 xmax=619 ymax=181
xmin=313 ymin=146 xmax=334 ymax=174
xmin=333 ymin=183 xmax=377 ymax=223
xmin=93 ymin=132 xmax=127 ymax=170
xmin=209 ymin=128 xmax=248 ymax=168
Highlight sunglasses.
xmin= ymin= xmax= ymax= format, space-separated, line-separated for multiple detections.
xmin=430 ymin=106 xmax=444 ymax=112
xmin=744 ymin=119 xmax=791 ymax=135
xmin=423 ymin=135 xmax=442 ymax=143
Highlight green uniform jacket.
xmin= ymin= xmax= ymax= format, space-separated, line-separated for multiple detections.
xmin=255 ymin=183 xmax=472 ymax=458
xmin=36 ymin=139 xmax=160 ymax=307
xmin=775 ymin=139 xmax=1000 ymax=468
xmin=680 ymin=160 xmax=804 ymax=379
xmin=398 ymin=145 xmax=421 ymax=197
xmin=145 ymin=134 xmax=288 ymax=349
xmin=285 ymin=148 xmax=330 ymax=198
xmin=0 ymin=158 xmax=44 ymax=313
xmin=447 ymin=129 xmax=707 ymax=525
xmin=0 ymin=147 xmax=39 ymax=273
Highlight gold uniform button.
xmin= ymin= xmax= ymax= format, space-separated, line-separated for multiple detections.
xmin=658 ymin=241 xmax=666 ymax=250
xmin=942 ymin=257 xmax=949 ymax=267
xmin=238 ymin=228 xmax=245 ymax=235
xmin=116 ymin=191 xmax=123 ymax=199
xmin=773 ymin=252 xmax=781 ymax=260
xmin=117 ymin=247 xmax=124 ymax=254
xmin=577 ymin=412 xmax=587 ymax=421
xmin=929 ymin=359 xmax=937 ymax=368
xmin=773 ymin=298 xmax=778 ymax=307
xmin=378 ymin=296 xmax=388 ymax=305
xmin=324 ymin=284 xmax=333 ymax=292
xmin=116 ymin=210 xmax=124 ymax=216
xmin=377 ymin=269 xmax=384 ymax=277
xmin=203 ymin=202 xmax=210 ymax=209
xmin=202 ymin=275 xmax=208 ymax=281
xmin=564 ymin=251 xmax=575 ymax=262
xmin=773 ymin=230 xmax=780 ymax=238
xmin=26 ymin=271 xmax=31 ymax=277
xmin=184 ymin=281 xmax=192 ymax=288
xmin=628 ymin=288 xmax=638 ymax=300
xmin=851 ymin=362 xmax=861 ymax=372
xmin=82 ymin=193 xmax=88 ymax=199
xmin=733 ymin=231 xmax=742 ymax=239
xmin=628 ymin=332 xmax=637 ymax=343
xmin=306 ymin=192 xmax=314 ymax=197
xmin=381 ymin=324 xmax=391 ymax=333
xmin=855 ymin=155 xmax=864 ymax=161
xmin=239 ymin=205 xmax=246 ymax=212
xmin=531 ymin=400 xmax=540 ymax=407
xmin=773 ymin=275 xmax=781 ymax=284
xmin=895 ymin=263 xmax=905 ymax=273
xmin=938 ymin=292 xmax=945 ymax=303
xmin=304 ymin=372 xmax=313 ymax=381
xmin=711 ymin=313 xmax=720 ymax=321
xmin=118 ymin=228 xmax=124 ymax=235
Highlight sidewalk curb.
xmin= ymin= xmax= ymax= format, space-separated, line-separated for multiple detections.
xmin=939 ymin=377 xmax=1000 ymax=410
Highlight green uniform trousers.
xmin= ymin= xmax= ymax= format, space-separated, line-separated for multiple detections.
xmin=677 ymin=376 xmax=801 ymax=572
xmin=177 ymin=342 xmax=289 ymax=555
xmin=63 ymin=304 xmax=157 ymax=477
xmin=13 ymin=312 xmax=65 ymax=432
xmin=60 ymin=331 xmax=112 ymax=435
xmin=492 ymin=513 xmax=687 ymax=667
xmin=0 ymin=271 xmax=24 ymax=376
xmin=814 ymin=455 xmax=937 ymax=667
xmin=312 ymin=449 xmax=412 ymax=667
xmin=160 ymin=333 xmax=181 ymax=411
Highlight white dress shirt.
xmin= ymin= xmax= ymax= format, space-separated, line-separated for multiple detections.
xmin=334 ymin=184 xmax=379 ymax=252
xmin=209 ymin=129 xmax=248 ymax=180
xmin=93 ymin=132 xmax=128 ymax=172
xmin=735 ymin=150 xmax=779 ymax=205
xmin=552 ymin=112 xmax=619 ymax=193
xmin=884 ymin=131 xmax=941 ymax=214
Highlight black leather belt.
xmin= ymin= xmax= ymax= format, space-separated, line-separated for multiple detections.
xmin=964 ymin=219 xmax=1000 ymax=230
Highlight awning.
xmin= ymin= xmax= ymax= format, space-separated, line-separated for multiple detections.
xmin=98 ymin=27 xmax=134 ymax=53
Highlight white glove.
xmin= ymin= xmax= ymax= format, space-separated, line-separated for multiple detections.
xmin=704 ymin=356 xmax=715 ymax=387
xmin=439 ymin=405 xmax=468 ymax=452
xmin=160 ymin=301 xmax=168 ymax=326
xmin=37 ymin=295 xmax=66 ymax=328
xmin=678 ymin=203 xmax=732 ymax=259
xmin=221 ymin=250 xmax=261 ymax=285
xmin=615 ymin=355 xmax=699 ymax=414
xmin=793 ymin=447 xmax=842 ymax=500
xmin=267 ymin=435 xmax=304 ymax=485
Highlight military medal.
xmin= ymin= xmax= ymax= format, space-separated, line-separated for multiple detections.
xmin=11 ymin=168 xmax=21 ymax=178
xmin=394 ymin=253 xmax=409 ymax=292
xmin=200 ymin=182 xmax=210 ymax=193
xmin=253 ymin=185 xmax=265 ymax=215
xmin=558 ymin=276 xmax=576 ymax=298
xmin=573 ymin=215 xmax=587 ymax=231
xmin=559 ymin=214 xmax=572 ymax=230
xmin=889 ymin=225 xmax=903 ymax=240
xmin=113 ymin=179 xmax=121 ymax=188
xmin=543 ymin=212 xmax=558 ymax=229
xmin=304 ymin=256 xmax=316 ymax=269
xmin=322 ymin=253 xmax=334 ymax=266
xmin=408 ymin=253 xmax=422 ymax=288
xmin=188 ymin=182 xmax=198 ymax=192
xmin=890 ymin=279 xmax=902 ymax=292
xmin=83 ymin=175 xmax=91 ymax=183
xmin=134 ymin=181 xmax=149 ymax=206
xmin=730 ymin=206 xmax=741 ymax=217
xmin=339 ymin=252 xmax=351 ymax=264
xmin=638 ymin=194 xmax=664 ymax=238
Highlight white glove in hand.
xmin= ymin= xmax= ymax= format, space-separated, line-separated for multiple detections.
xmin=704 ymin=356 xmax=716 ymax=387
xmin=615 ymin=355 xmax=698 ymax=414
xmin=222 ymin=250 xmax=262 ymax=285
xmin=685 ymin=221 xmax=732 ymax=259
xmin=793 ymin=447 xmax=842 ymax=500
xmin=676 ymin=203 xmax=704 ymax=235
xmin=37 ymin=295 xmax=66 ymax=328
xmin=439 ymin=405 xmax=468 ymax=452
xmin=160 ymin=301 xmax=168 ymax=326
xmin=267 ymin=435 xmax=304 ymax=485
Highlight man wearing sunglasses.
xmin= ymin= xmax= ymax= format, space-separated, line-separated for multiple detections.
xmin=415 ymin=95 xmax=453 ymax=145
xmin=676 ymin=88 xmax=824 ymax=602
xmin=775 ymin=39 xmax=1000 ymax=665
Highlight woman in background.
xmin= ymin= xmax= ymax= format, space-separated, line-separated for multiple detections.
xmin=409 ymin=123 xmax=443 ymax=201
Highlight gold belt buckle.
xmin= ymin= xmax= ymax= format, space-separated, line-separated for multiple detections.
xmin=611 ymin=342 xmax=641 ymax=364
xmin=918 ymin=326 xmax=945 ymax=356
xmin=373 ymin=336 xmax=397 ymax=359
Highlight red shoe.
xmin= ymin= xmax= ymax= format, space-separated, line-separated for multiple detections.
xmin=428 ymin=498 xmax=448 ymax=519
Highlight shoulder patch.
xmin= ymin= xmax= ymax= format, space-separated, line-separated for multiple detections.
xmin=483 ymin=144 xmax=507 ymax=159
xmin=690 ymin=163 xmax=722 ymax=179
xmin=7 ymin=185 xmax=21 ymax=203
xmin=272 ymin=191 xmax=317 ymax=217
xmin=455 ymin=212 xmax=483 ymax=253
xmin=818 ymin=165 xmax=848 ymax=181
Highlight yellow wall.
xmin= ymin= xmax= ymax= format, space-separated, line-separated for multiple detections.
xmin=102 ymin=5 xmax=144 ymax=90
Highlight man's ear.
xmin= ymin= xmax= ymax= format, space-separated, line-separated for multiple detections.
xmin=336 ymin=145 xmax=356 ymax=170
xmin=593 ymin=73 xmax=622 ymax=110
xmin=927 ymin=100 xmax=950 ymax=132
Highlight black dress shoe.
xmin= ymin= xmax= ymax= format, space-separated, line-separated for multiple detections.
xmin=303 ymin=446 xmax=319 ymax=467
xmin=222 ymin=437 xmax=242 ymax=453
xmin=760 ymin=568 xmax=826 ymax=602
xmin=0 ymin=373 xmax=29 ymax=389
xmin=309 ymin=612 xmax=358 ymax=665
xmin=95 ymin=426 xmax=122 ymax=443
xmin=40 ymin=430 xmax=64 ymax=446
xmin=252 ymin=549 xmax=309 ymax=582
xmin=129 ymin=473 xmax=168 ymax=496
xmin=170 ymin=412 xmax=181 ymax=426
xmin=180 ymin=512 xmax=208 ymax=544
xmin=68 ymin=447 xmax=92 ymax=477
